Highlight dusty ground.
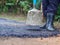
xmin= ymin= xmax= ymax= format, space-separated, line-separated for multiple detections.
xmin=0 ymin=14 xmax=60 ymax=45
xmin=0 ymin=37 xmax=60 ymax=45
xmin=0 ymin=22 xmax=60 ymax=45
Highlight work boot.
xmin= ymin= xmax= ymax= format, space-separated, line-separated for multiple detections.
xmin=46 ymin=13 xmax=56 ymax=31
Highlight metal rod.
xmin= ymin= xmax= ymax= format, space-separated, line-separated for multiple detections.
xmin=33 ymin=0 xmax=36 ymax=8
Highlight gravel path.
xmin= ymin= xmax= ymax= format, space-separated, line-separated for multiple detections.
xmin=0 ymin=18 xmax=60 ymax=38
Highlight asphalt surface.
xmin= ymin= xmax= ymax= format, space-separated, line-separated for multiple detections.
xmin=0 ymin=18 xmax=60 ymax=38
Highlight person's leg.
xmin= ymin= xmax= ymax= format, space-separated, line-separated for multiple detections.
xmin=46 ymin=13 xmax=55 ymax=31
xmin=47 ymin=0 xmax=59 ymax=13
xmin=41 ymin=0 xmax=48 ymax=29
xmin=46 ymin=0 xmax=59 ymax=31
xmin=42 ymin=0 xmax=48 ymax=17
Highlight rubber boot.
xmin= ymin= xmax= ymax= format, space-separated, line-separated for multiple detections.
xmin=46 ymin=13 xmax=56 ymax=31
xmin=40 ymin=15 xmax=47 ymax=29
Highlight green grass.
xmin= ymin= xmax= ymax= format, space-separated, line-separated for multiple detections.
xmin=0 ymin=13 xmax=26 ymax=21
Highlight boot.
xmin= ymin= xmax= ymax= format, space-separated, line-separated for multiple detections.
xmin=40 ymin=24 xmax=46 ymax=29
xmin=46 ymin=13 xmax=56 ymax=31
xmin=40 ymin=13 xmax=47 ymax=29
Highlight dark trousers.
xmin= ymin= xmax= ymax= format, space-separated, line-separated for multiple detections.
xmin=42 ymin=0 xmax=59 ymax=17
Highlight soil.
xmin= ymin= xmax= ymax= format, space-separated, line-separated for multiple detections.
xmin=0 ymin=22 xmax=60 ymax=45
xmin=0 ymin=14 xmax=60 ymax=45
xmin=0 ymin=37 xmax=60 ymax=45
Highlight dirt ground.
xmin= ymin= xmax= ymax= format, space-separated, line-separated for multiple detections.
xmin=0 ymin=14 xmax=60 ymax=45
xmin=0 ymin=20 xmax=59 ymax=45
xmin=0 ymin=37 xmax=60 ymax=45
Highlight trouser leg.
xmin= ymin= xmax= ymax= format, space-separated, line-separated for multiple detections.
xmin=47 ymin=0 xmax=59 ymax=13
xmin=41 ymin=0 xmax=48 ymax=29
xmin=41 ymin=0 xmax=59 ymax=31
xmin=46 ymin=0 xmax=59 ymax=31
xmin=42 ymin=0 xmax=48 ymax=17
